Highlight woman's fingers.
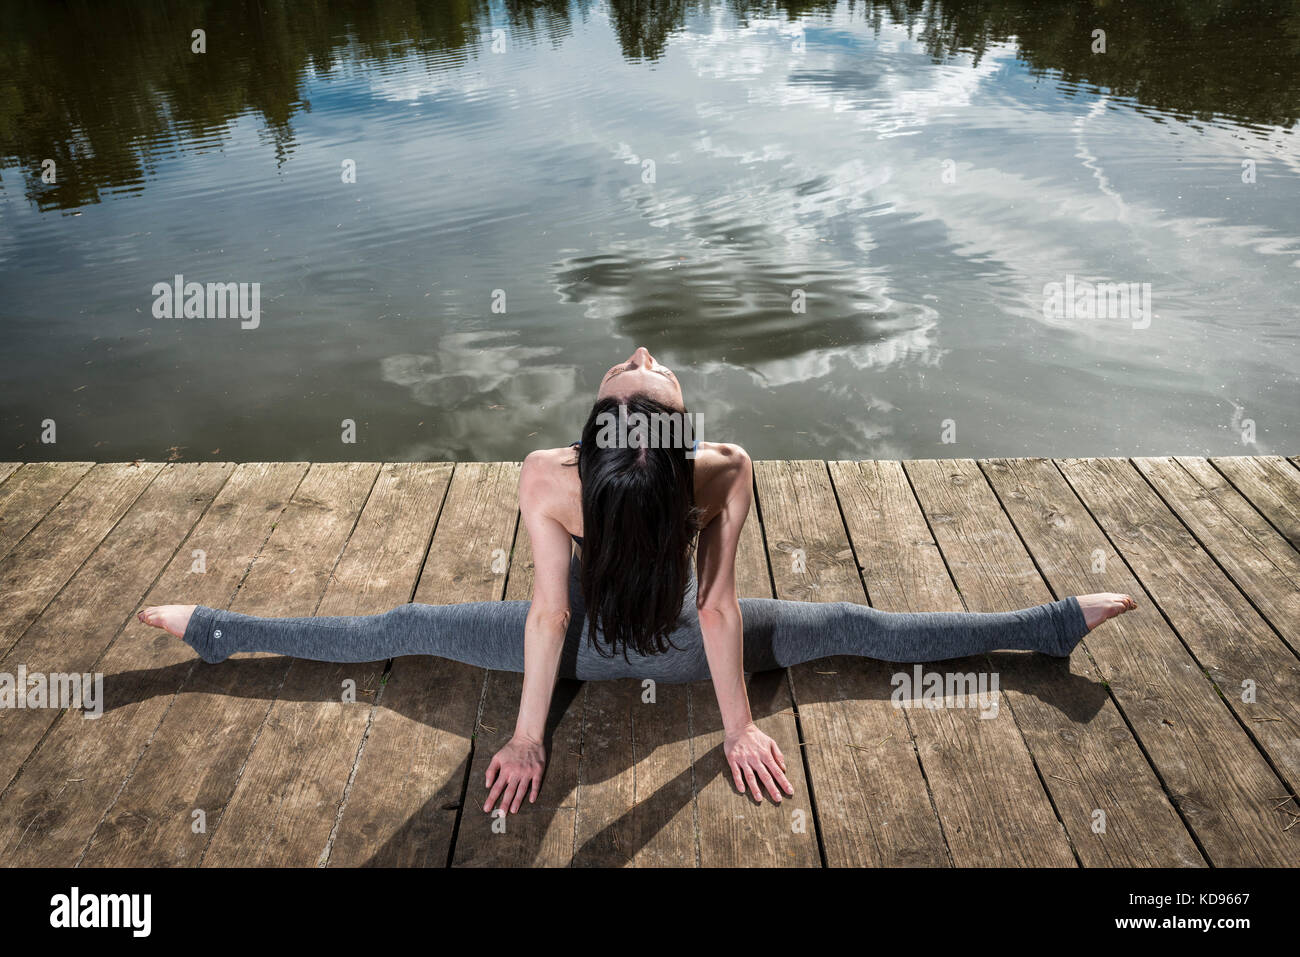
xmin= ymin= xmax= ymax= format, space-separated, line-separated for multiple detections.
xmin=762 ymin=750 xmax=794 ymax=796
xmin=484 ymin=773 xmax=508 ymax=813
xmin=752 ymin=760 xmax=782 ymax=803
xmin=484 ymin=764 xmax=545 ymax=813
xmin=510 ymin=774 xmax=532 ymax=814
xmin=743 ymin=764 xmax=763 ymax=803
xmin=500 ymin=776 xmax=522 ymax=815
xmin=485 ymin=755 xmax=501 ymax=790
xmin=769 ymin=739 xmax=787 ymax=773
xmin=730 ymin=759 xmax=747 ymax=795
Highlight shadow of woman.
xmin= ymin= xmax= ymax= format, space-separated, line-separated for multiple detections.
xmin=97 ymin=647 xmax=1109 ymax=866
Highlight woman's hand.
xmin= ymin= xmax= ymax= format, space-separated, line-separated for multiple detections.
xmin=724 ymin=722 xmax=794 ymax=803
xmin=483 ymin=733 xmax=547 ymax=815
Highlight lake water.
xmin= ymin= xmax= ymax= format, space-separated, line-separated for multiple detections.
xmin=2 ymin=0 xmax=1297 ymax=463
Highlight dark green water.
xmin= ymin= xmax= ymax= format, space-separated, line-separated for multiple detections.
xmin=2 ymin=0 xmax=1297 ymax=462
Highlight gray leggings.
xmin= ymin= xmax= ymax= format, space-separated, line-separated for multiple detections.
xmin=182 ymin=560 xmax=1087 ymax=683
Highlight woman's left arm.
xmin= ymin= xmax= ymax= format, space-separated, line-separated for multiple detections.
xmin=695 ymin=445 xmax=794 ymax=804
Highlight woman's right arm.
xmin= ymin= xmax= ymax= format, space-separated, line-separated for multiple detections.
xmin=482 ymin=451 xmax=573 ymax=816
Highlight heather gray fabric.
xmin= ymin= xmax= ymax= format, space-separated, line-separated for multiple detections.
xmin=182 ymin=552 xmax=1088 ymax=683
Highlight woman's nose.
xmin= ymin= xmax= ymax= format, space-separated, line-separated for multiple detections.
xmin=629 ymin=346 xmax=654 ymax=367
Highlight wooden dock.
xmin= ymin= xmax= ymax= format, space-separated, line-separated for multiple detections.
xmin=0 ymin=456 xmax=1297 ymax=867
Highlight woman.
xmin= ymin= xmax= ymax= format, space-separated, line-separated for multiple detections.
xmin=139 ymin=346 xmax=1136 ymax=816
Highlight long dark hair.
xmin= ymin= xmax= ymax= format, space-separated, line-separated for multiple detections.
xmin=568 ymin=393 xmax=705 ymax=659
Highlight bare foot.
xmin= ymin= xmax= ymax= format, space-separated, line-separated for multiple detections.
xmin=138 ymin=604 xmax=196 ymax=639
xmin=1077 ymin=593 xmax=1137 ymax=631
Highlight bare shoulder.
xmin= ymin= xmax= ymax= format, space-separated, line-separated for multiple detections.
xmin=695 ymin=441 xmax=752 ymax=481
xmin=520 ymin=446 xmax=581 ymax=522
xmin=520 ymin=446 xmax=579 ymax=492
xmin=694 ymin=441 xmax=752 ymax=523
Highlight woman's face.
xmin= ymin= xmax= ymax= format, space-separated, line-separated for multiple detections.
xmin=596 ymin=346 xmax=685 ymax=409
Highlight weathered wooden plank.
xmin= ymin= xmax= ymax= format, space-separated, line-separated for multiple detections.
xmin=987 ymin=458 xmax=1292 ymax=865
xmin=575 ymin=688 xmax=702 ymax=866
xmin=1135 ymin=457 xmax=1300 ymax=656
xmin=0 ymin=463 xmax=232 ymax=795
xmin=829 ymin=460 xmax=1075 ymax=867
xmin=1058 ymin=457 xmax=1300 ymax=796
xmin=454 ymin=516 xmax=584 ymax=866
xmin=690 ymin=491 xmax=817 ymax=868
xmin=79 ymin=462 xmax=381 ymax=866
xmin=0 ymin=463 xmax=309 ymax=865
xmin=0 ymin=462 xmax=162 ymax=659
xmin=620 ymin=684 xmax=698 ymax=867
xmin=0 ymin=463 xmax=20 ymax=484
xmin=328 ymin=462 xmax=519 ymax=867
xmin=572 ymin=678 xmax=677 ymax=866
xmin=1211 ymin=456 xmax=1300 ymax=550
xmin=904 ymin=459 xmax=1200 ymax=867
xmin=0 ymin=462 xmax=93 ymax=563
xmin=202 ymin=463 xmax=453 ymax=867
xmin=755 ymin=460 xmax=948 ymax=867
